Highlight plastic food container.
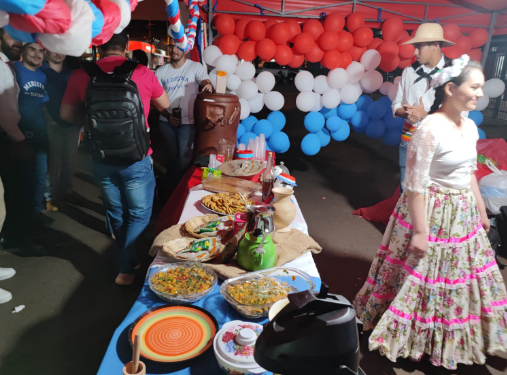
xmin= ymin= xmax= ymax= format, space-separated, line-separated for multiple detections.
xmin=149 ymin=262 xmax=218 ymax=304
xmin=213 ymin=320 xmax=267 ymax=375
xmin=220 ymin=267 xmax=315 ymax=318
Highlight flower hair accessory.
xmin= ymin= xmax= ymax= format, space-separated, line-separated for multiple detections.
xmin=430 ymin=54 xmax=470 ymax=88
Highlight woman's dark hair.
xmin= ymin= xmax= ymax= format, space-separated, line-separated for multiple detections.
xmin=132 ymin=49 xmax=148 ymax=66
xmin=429 ymin=60 xmax=483 ymax=114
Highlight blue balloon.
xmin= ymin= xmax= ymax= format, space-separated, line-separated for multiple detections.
xmin=367 ymin=101 xmax=387 ymax=120
xmin=267 ymin=111 xmax=286 ymax=132
xmin=253 ymin=119 xmax=274 ymax=138
xmin=269 ymin=132 xmax=290 ymax=153
xmin=301 ymin=134 xmax=321 ymax=156
xmin=3 ymin=25 xmax=37 ymax=43
xmin=320 ymin=106 xmax=338 ymax=119
xmin=469 ymin=111 xmax=484 ymax=126
xmin=0 ymin=0 xmax=46 ymax=15
xmin=337 ymin=103 xmax=357 ymax=120
xmin=478 ymin=128 xmax=486 ymax=139
xmin=86 ymin=1 xmax=105 ymax=38
xmin=377 ymin=96 xmax=393 ymax=113
xmin=331 ymin=123 xmax=350 ymax=141
xmin=315 ymin=129 xmax=331 ymax=147
xmin=240 ymin=132 xmax=257 ymax=145
xmin=326 ymin=116 xmax=347 ymax=132
xmin=382 ymin=129 xmax=402 ymax=146
xmin=356 ymin=95 xmax=373 ymax=112
xmin=279 ymin=142 xmax=291 ymax=154
xmin=366 ymin=120 xmax=386 ymax=138
xmin=382 ymin=112 xmax=405 ymax=130
xmin=242 ymin=116 xmax=258 ymax=132
xmin=304 ymin=111 xmax=325 ymax=133
xmin=237 ymin=123 xmax=246 ymax=140
xmin=266 ymin=142 xmax=272 ymax=152
xmin=350 ymin=111 xmax=369 ymax=132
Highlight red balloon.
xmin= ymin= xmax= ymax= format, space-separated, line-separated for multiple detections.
xmin=317 ymin=31 xmax=339 ymax=51
xmin=443 ymin=24 xmax=461 ymax=42
xmin=340 ymin=51 xmax=352 ymax=68
xmin=398 ymin=57 xmax=413 ymax=69
xmin=379 ymin=56 xmax=400 ymax=72
xmin=215 ymin=15 xmax=235 ymax=35
xmin=398 ymin=37 xmax=415 ymax=59
xmin=468 ymin=48 xmax=483 ymax=62
xmin=349 ymin=45 xmax=366 ymax=61
xmin=91 ymin=0 xmax=122 ymax=45
xmin=274 ymin=45 xmax=293 ymax=66
xmin=266 ymin=25 xmax=275 ymax=40
xmin=324 ymin=13 xmax=345 ymax=33
xmin=213 ymin=35 xmax=223 ymax=46
xmin=256 ymin=38 xmax=277 ymax=61
xmin=288 ymin=52 xmax=305 ymax=68
xmin=305 ymin=44 xmax=325 ymax=63
xmin=293 ymin=32 xmax=315 ymax=54
xmin=353 ymin=27 xmax=373 ymax=48
xmin=264 ymin=19 xmax=278 ymax=30
xmin=336 ymin=31 xmax=354 ymax=52
xmin=219 ymin=34 xmax=240 ymax=54
xmin=247 ymin=21 xmax=266 ymax=41
xmin=238 ymin=41 xmax=257 ymax=61
xmin=271 ymin=23 xmax=292 ymax=45
xmin=235 ymin=19 xmax=250 ymax=40
xmin=395 ymin=30 xmax=409 ymax=43
xmin=322 ymin=50 xmax=343 ymax=69
xmin=442 ymin=46 xmax=464 ymax=59
xmin=456 ymin=35 xmax=472 ymax=53
xmin=382 ymin=17 xmax=404 ymax=42
xmin=368 ymin=38 xmax=383 ymax=50
xmin=377 ymin=41 xmax=399 ymax=60
xmin=303 ymin=19 xmax=325 ymax=41
xmin=346 ymin=13 xmax=365 ymax=33
xmin=285 ymin=19 xmax=301 ymax=42
xmin=469 ymin=28 xmax=489 ymax=48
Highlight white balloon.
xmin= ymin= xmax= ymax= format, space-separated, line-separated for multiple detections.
xmin=393 ymin=76 xmax=402 ymax=84
xmin=208 ymin=68 xmax=218 ymax=88
xmin=310 ymin=92 xmax=323 ymax=112
xmin=340 ymin=84 xmax=361 ymax=104
xmin=388 ymin=82 xmax=400 ymax=101
xmin=360 ymin=70 xmax=383 ymax=92
xmin=215 ymin=55 xmax=237 ymax=75
xmin=380 ymin=82 xmax=393 ymax=95
xmin=295 ymin=71 xmax=315 ymax=92
xmin=475 ymin=94 xmax=490 ymax=111
xmin=483 ymin=78 xmax=506 ymax=99
xmin=248 ymin=93 xmax=264 ymax=113
xmin=346 ymin=62 xmax=365 ymax=84
xmin=327 ymin=68 xmax=348 ymax=89
xmin=239 ymin=98 xmax=250 ymax=120
xmin=321 ymin=89 xmax=341 ymax=109
xmin=203 ymin=45 xmax=223 ymax=66
xmin=110 ymin=0 xmax=131 ymax=33
xmin=0 ymin=11 xmax=9 ymax=28
xmin=238 ymin=80 xmax=258 ymax=100
xmin=360 ymin=49 xmax=381 ymax=71
xmin=235 ymin=62 xmax=256 ymax=81
xmin=256 ymin=71 xmax=276 ymax=94
xmin=231 ymin=54 xmax=239 ymax=65
xmin=227 ymin=90 xmax=237 ymax=95
xmin=296 ymin=91 xmax=316 ymax=112
xmin=352 ymin=82 xmax=363 ymax=93
xmin=313 ymin=75 xmax=330 ymax=94
xmin=226 ymin=74 xmax=241 ymax=91
xmin=264 ymin=91 xmax=285 ymax=111
xmin=251 ymin=77 xmax=256 ymax=84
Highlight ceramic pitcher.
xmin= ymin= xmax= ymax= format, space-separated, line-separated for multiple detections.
xmin=271 ymin=187 xmax=296 ymax=232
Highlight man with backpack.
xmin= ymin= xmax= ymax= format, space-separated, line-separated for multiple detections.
xmin=61 ymin=32 xmax=170 ymax=285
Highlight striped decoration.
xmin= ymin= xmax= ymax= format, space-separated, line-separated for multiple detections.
xmin=165 ymin=0 xmax=204 ymax=53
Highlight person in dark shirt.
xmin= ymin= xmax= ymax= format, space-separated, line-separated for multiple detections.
xmin=41 ymin=51 xmax=79 ymax=212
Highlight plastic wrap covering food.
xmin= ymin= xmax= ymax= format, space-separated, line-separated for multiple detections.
xmin=202 ymin=175 xmax=261 ymax=195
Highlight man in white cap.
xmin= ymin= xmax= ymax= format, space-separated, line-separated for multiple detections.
xmin=392 ymin=23 xmax=455 ymax=192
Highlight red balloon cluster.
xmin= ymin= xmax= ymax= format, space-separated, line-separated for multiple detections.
xmin=441 ymin=24 xmax=487 ymax=62
xmin=374 ymin=17 xmax=416 ymax=72
xmin=213 ymin=12 xmax=375 ymax=69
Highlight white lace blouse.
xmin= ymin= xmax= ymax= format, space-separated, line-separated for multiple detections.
xmin=403 ymin=114 xmax=479 ymax=193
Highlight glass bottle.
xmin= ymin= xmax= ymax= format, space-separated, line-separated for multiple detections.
xmin=262 ymin=152 xmax=275 ymax=201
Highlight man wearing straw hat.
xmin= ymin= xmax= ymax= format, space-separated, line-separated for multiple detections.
xmin=392 ymin=23 xmax=455 ymax=192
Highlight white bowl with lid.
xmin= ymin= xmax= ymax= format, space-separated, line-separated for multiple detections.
xmin=213 ymin=320 xmax=267 ymax=375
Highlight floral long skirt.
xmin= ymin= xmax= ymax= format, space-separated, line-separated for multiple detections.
xmin=354 ymin=185 xmax=507 ymax=369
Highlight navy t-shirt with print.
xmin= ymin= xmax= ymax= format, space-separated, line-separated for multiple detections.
xmin=40 ymin=63 xmax=73 ymax=127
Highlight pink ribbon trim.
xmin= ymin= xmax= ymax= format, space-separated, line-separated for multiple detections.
xmin=389 ymin=306 xmax=481 ymax=325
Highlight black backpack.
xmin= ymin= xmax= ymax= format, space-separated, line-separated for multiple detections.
xmin=82 ymin=60 xmax=149 ymax=163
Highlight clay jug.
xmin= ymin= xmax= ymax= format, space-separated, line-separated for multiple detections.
xmin=271 ymin=187 xmax=296 ymax=232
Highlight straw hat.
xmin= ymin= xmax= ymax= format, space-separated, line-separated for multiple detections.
xmin=402 ymin=23 xmax=455 ymax=48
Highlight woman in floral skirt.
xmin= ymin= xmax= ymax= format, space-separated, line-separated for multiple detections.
xmin=354 ymin=55 xmax=507 ymax=369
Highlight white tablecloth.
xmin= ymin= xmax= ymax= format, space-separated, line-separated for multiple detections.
xmin=151 ymin=186 xmax=320 ymax=278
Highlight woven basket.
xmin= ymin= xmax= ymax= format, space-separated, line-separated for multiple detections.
xmin=184 ymin=214 xmax=220 ymax=239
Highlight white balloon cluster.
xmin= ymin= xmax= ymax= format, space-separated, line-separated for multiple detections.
xmin=295 ymin=49 xmax=385 ymax=112
xmin=475 ymin=78 xmax=506 ymax=111
xmin=203 ymin=45 xmax=284 ymax=119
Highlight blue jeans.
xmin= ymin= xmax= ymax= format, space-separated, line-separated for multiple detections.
xmin=92 ymin=156 xmax=155 ymax=273
xmin=399 ymin=140 xmax=408 ymax=193
xmin=158 ymin=120 xmax=195 ymax=190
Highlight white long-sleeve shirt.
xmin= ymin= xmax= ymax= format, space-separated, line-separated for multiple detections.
xmin=0 ymin=52 xmax=24 ymax=142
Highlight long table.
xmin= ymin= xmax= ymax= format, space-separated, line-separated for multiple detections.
xmin=98 ymin=185 xmax=320 ymax=375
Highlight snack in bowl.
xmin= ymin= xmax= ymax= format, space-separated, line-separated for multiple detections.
xmin=201 ymin=192 xmax=254 ymax=215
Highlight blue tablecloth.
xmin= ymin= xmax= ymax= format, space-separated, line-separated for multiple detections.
xmin=98 ymin=270 xmax=321 ymax=375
